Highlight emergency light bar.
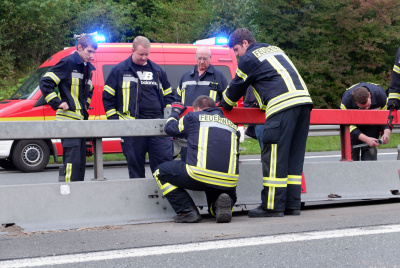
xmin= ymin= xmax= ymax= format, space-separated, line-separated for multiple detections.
xmin=194 ymin=37 xmax=228 ymax=45
xmin=73 ymin=31 xmax=106 ymax=43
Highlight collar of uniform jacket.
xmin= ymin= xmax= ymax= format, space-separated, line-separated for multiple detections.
xmin=191 ymin=64 xmax=216 ymax=77
xmin=71 ymin=51 xmax=96 ymax=71
xmin=124 ymin=56 xmax=162 ymax=74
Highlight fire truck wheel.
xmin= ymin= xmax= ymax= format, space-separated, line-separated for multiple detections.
xmin=0 ymin=159 xmax=16 ymax=170
xmin=11 ymin=140 xmax=50 ymax=173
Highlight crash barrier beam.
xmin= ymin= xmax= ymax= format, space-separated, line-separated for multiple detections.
xmin=1 ymin=161 xmax=400 ymax=231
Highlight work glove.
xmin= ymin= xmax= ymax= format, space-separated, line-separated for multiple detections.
xmin=171 ymin=102 xmax=187 ymax=115
xmin=86 ymin=139 xmax=93 ymax=157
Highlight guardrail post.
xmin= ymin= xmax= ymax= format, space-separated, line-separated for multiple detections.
xmin=340 ymin=125 xmax=352 ymax=161
xmin=92 ymin=138 xmax=105 ymax=181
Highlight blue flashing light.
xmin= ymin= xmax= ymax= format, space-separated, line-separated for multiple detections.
xmin=215 ymin=37 xmax=228 ymax=45
xmin=93 ymin=34 xmax=106 ymax=43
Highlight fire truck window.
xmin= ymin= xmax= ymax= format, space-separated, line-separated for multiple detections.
xmin=102 ymin=65 xmax=232 ymax=94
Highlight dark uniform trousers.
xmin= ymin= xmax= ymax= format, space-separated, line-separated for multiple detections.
xmin=61 ymin=138 xmax=86 ymax=182
xmin=261 ymin=105 xmax=311 ymax=212
xmin=122 ymin=136 xmax=173 ymax=178
xmin=153 ymin=161 xmax=237 ymax=215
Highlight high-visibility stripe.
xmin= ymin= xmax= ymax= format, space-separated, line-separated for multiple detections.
xmin=265 ymin=93 xmax=312 ymax=119
xmin=71 ymin=78 xmax=81 ymax=110
xmin=186 ymin=165 xmax=238 ymax=187
xmin=269 ymin=144 xmax=277 ymax=179
xmin=267 ymin=56 xmax=297 ymax=92
xmin=197 ymin=126 xmax=208 ymax=168
xmin=122 ymin=81 xmax=130 ymax=113
xmin=389 ymin=93 xmax=400 ymax=100
xmin=117 ymin=111 xmax=135 ymax=120
xmin=222 ymin=88 xmax=237 ymax=106
xmin=236 ymin=68 xmax=248 ymax=81
xmin=65 ymin=163 xmax=72 ymax=182
xmin=209 ymin=90 xmax=217 ymax=101
xmin=252 ymin=86 xmax=267 ymax=110
xmin=106 ymin=109 xmax=117 ymax=118
xmin=166 ymin=117 xmax=177 ymax=123
xmin=349 ymin=125 xmax=357 ymax=133
xmin=287 ymin=175 xmax=302 ymax=185
xmin=43 ymin=72 xmax=60 ymax=84
xmin=200 ymin=121 xmax=236 ymax=134
xmin=228 ymin=132 xmax=238 ymax=175
xmin=87 ymin=97 xmax=91 ymax=104
xmin=267 ymin=186 xmax=275 ymax=210
xmin=393 ymin=65 xmax=400 ymax=74
xmin=340 ymin=103 xmax=347 ymax=109
xmin=178 ymin=116 xmax=185 ymax=132
xmin=104 ymin=85 xmax=115 ymax=96
xmin=153 ymin=169 xmax=178 ymax=196
xmin=177 ymin=87 xmax=182 ymax=96
xmin=45 ymin=92 xmax=58 ymax=103
xmin=263 ymin=177 xmax=287 ymax=187
xmin=163 ymin=87 xmax=172 ymax=96
xmin=55 ymin=109 xmax=83 ymax=120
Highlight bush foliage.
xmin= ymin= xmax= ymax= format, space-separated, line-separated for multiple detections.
xmin=1 ymin=0 xmax=400 ymax=106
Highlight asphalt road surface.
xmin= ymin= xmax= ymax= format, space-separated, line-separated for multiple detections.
xmin=1 ymin=149 xmax=400 ymax=267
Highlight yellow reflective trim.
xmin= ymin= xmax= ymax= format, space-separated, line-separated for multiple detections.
xmin=104 ymin=85 xmax=115 ymax=96
xmin=267 ymin=56 xmax=296 ymax=92
xmin=186 ymin=165 xmax=238 ymax=187
xmin=269 ymin=144 xmax=277 ymax=178
xmin=340 ymin=103 xmax=346 ymax=110
xmin=178 ymin=116 xmax=185 ymax=132
xmin=209 ymin=90 xmax=217 ymax=101
xmin=122 ymin=81 xmax=130 ymax=113
xmin=222 ymin=88 xmax=237 ymax=106
xmin=43 ymin=72 xmax=60 ymax=84
xmin=388 ymin=93 xmax=400 ymax=100
xmin=65 ymin=163 xmax=72 ymax=182
xmin=163 ymin=87 xmax=172 ymax=96
xmin=71 ymin=78 xmax=81 ymax=110
xmin=197 ymin=126 xmax=208 ymax=168
xmin=45 ymin=92 xmax=58 ymax=103
xmin=349 ymin=125 xmax=357 ymax=133
xmin=106 ymin=109 xmax=117 ymax=117
xmin=267 ymin=186 xmax=275 ymax=210
xmin=394 ymin=65 xmax=400 ymax=74
xmin=265 ymin=95 xmax=312 ymax=119
xmin=236 ymin=68 xmax=248 ymax=81
xmin=166 ymin=117 xmax=178 ymax=123
xmin=287 ymin=175 xmax=302 ymax=185
xmin=228 ymin=132 xmax=238 ymax=174
xmin=252 ymin=86 xmax=267 ymax=110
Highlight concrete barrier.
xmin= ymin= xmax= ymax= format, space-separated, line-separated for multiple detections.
xmin=2 ymin=161 xmax=400 ymax=231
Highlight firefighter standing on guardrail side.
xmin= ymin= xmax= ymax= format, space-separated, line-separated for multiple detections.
xmin=102 ymin=36 xmax=175 ymax=179
xmin=340 ymin=82 xmax=391 ymax=161
xmin=153 ymin=96 xmax=240 ymax=223
xmin=387 ymin=47 xmax=400 ymax=120
xmin=219 ymin=28 xmax=313 ymax=218
xmin=39 ymin=35 xmax=98 ymax=182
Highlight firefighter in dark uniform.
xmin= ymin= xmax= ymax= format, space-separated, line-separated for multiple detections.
xmin=387 ymin=46 xmax=400 ymax=120
xmin=220 ymin=28 xmax=313 ymax=217
xmin=341 ymin=82 xmax=390 ymax=161
xmin=39 ymin=34 xmax=97 ymax=182
xmin=102 ymin=36 xmax=174 ymax=178
xmin=153 ymin=96 xmax=240 ymax=223
xmin=176 ymin=46 xmax=228 ymax=105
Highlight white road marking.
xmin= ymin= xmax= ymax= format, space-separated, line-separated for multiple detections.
xmin=2 ymin=224 xmax=400 ymax=267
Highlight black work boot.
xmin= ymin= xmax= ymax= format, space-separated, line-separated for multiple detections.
xmin=248 ymin=206 xmax=284 ymax=217
xmin=215 ymin=193 xmax=232 ymax=223
xmin=284 ymin=209 xmax=301 ymax=216
xmin=174 ymin=206 xmax=202 ymax=223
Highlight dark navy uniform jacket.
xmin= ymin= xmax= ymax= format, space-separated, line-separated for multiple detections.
xmin=165 ymin=107 xmax=240 ymax=189
xmin=221 ymin=43 xmax=313 ymax=119
xmin=341 ymin=82 xmax=388 ymax=141
xmin=177 ymin=64 xmax=228 ymax=106
xmin=103 ymin=56 xmax=173 ymax=120
xmin=388 ymin=46 xmax=400 ymax=108
xmin=40 ymin=51 xmax=95 ymax=120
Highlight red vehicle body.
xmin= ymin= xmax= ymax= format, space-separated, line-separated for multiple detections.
xmin=0 ymin=43 xmax=238 ymax=172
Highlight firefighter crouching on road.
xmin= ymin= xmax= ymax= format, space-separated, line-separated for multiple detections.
xmin=102 ymin=36 xmax=175 ymax=179
xmin=220 ymin=28 xmax=313 ymax=217
xmin=39 ymin=34 xmax=98 ymax=182
xmin=153 ymin=96 xmax=240 ymax=223
xmin=340 ymin=82 xmax=391 ymax=161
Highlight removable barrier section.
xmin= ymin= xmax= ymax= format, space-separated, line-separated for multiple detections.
xmin=2 ymin=161 xmax=400 ymax=231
